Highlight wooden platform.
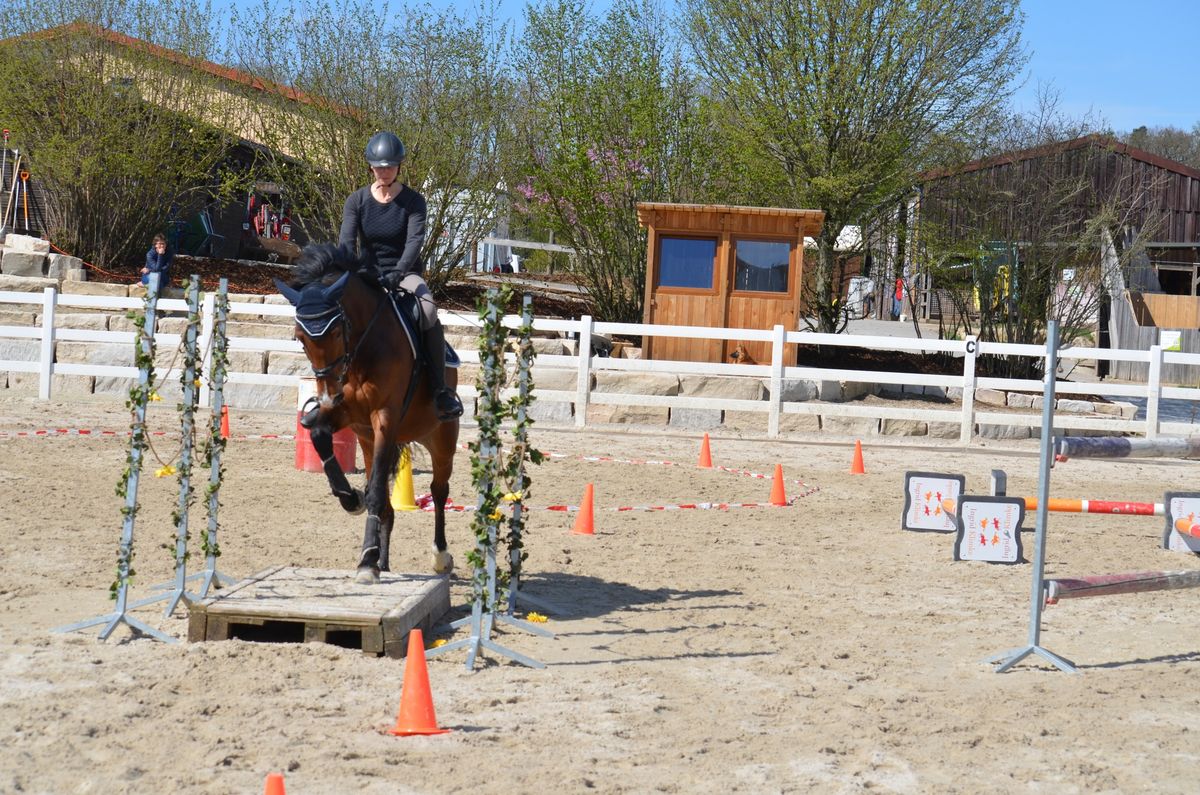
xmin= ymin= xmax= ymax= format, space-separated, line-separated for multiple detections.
xmin=187 ymin=565 xmax=450 ymax=658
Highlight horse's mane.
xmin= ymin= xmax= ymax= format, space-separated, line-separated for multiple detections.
xmin=290 ymin=243 xmax=380 ymax=289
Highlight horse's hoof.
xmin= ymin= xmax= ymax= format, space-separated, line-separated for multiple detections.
xmin=432 ymin=549 xmax=454 ymax=575
xmin=340 ymin=488 xmax=366 ymax=515
xmin=354 ymin=567 xmax=380 ymax=585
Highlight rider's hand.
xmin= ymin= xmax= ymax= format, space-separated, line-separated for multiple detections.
xmin=381 ymin=270 xmax=403 ymax=291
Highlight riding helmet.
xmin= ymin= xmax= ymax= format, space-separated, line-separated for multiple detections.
xmin=364 ymin=131 xmax=406 ymax=167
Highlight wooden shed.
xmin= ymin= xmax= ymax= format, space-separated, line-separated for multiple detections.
xmin=636 ymin=202 xmax=825 ymax=363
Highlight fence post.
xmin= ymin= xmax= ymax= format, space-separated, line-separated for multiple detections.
xmin=197 ymin=289 xmax=216 ymax=409
xmin=768 ymin=324 xmax=785 ymax=438
xmin=574 ymin=315 xmax=593 ymax=428
xmin=1146 ymin=344 xmax=1163 ymax=439
xmin=38 ymin=286 xmax=56 ymax=400
xmin=959 ymin=335 xmax=978 ymax=444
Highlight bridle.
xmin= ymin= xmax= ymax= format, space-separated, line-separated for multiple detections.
xmin=296 ymin=288 xmax=388 ymax=401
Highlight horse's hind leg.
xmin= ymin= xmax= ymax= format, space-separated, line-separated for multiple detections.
xmin=308 ymin=417 xmax=364 ymax=514
xmin=423 ymin=419 xmax=459 ymax=575
xmin=355 ymin=440 xmax=399 ymax=584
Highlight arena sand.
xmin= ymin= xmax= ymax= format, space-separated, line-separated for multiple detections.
xmin=2 ymin=396 xmax=1199 ymax=794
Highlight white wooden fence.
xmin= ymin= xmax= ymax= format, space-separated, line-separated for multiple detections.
xmin=3 ymin=286 xmax=1200 ymax=442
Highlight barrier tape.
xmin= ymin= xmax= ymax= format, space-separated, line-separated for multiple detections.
xmin=412 ymin=488 xmax=819 ymax=513
xmin=0 ymin=428 xmax=295 ymax=441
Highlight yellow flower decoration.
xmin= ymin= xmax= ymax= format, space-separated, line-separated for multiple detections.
xmin=488 ymin=509 xmax=503 ymax=521
xmin=502 ymin=491 xmax=522 ymax=503
xmin=526 ymin=612 xmax=548 ymax=624
xmin=148 ymin=391 xmax=162 ymax=402
xmin=193 ymin=378 xmax=202 ymax=388
xmin=430 ymin=638 xmax=448 ymax=648
xmin=155 ymin=464 xmax=177 ymax=478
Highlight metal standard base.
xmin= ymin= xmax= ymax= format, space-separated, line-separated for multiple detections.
xmin=985 ymin=645 xmax=1077 ymax=674
xmin=428 ymin=613 xmax=545 ymax=669
xmin=52 ymin=593 xmax=179 ymax=644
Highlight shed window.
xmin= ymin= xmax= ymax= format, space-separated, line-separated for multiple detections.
xmin=734 ymin=239 xmax=790 ymax=293
xmin=658 ymin=236 xmax=716 ymax=289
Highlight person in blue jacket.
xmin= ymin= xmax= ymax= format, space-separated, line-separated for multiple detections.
xmin=141 ymin=233 xmax=174 ymax=289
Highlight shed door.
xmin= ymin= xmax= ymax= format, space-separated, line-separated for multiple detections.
xmin=724 ymin=238 xmax=797 ymax=364
xmin=647 ymin=235 xmax=723 ymax=362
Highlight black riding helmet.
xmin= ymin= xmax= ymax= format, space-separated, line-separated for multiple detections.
xmin=364 ymin=131 xmax=406 ymax=168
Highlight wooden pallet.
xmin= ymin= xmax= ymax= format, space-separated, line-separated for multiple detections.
xmin=187 ymin=565 xmax=450 ymax=658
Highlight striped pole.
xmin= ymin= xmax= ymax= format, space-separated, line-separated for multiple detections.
xmin=1045 ymin=570 xmax=1200 ymax=604
xmin=1055 ymin=436 xmax=1200 ymax=462
xmin=942 ymin=496 xmax=1164 ymax=516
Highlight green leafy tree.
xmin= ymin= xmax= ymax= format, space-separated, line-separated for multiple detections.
xmin=685 ymin=0 xmax=1026 ymax=332
xmin=511 ymin=0 xmax=715 ymax=322
xmin=0 ymin=0 xmax=234 ymax=269
xmin=227 ymin=0 xmax=514 ymax=291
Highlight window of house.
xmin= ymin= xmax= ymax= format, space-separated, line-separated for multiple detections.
xmin=658 ymin=236 xmax=717 ymax=289
xmin=733 ymin=239 xmax=790 ymax=293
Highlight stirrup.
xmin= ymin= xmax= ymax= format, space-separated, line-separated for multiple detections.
xmin=435 ymin=388 xmax=464 ymax=421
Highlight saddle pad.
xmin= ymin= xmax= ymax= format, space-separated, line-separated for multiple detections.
xmin=388 ymin=290 xmax=459 ymax=368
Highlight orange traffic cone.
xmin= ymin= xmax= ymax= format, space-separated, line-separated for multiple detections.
xmin=698 ymin=433 xmax=713 ymax=469
xmin=850 ymin=440 xmax=865 ymax=475
xmin=769 ymin=464 xmax=787 ymax=506
xmin=572 ymin=483 xmax=595 ymax=535
xmin=263 ymin=772 xmax=286 ymax=795
xmin=387 ymin=629 xmax=451 ymax=736
xmin=220 ymin=405 xmax=230 ymax=440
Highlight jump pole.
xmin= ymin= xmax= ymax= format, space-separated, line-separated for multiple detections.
xmin=985 ymin=320 xmax=1077 ymax=673
xmin=1055 ymin=436 xmax=1200 ymax=462
xmin=1045 ymin=570 xmax=1200 ymax=604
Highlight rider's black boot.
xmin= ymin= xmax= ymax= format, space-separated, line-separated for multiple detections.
xmin=423 ymin=321 xmax=464 ymax=422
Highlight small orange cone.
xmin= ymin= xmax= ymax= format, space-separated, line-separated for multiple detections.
xmin=769 ymin=464 xmax=788 ymax=506
xmin=572 ymin=483 xmax=595 ymax=535
xmin=698 ymin=433 xmax=713 ymax=468
xmin=387 ymin=629 xmax=451 ymax=736
xmin=850 ymin=440 xmax=865 ymax=475
xmin=263 ymin=772 xmax=286 ymax=795
xmin=220 ymin=405 xmax=230 ymax=439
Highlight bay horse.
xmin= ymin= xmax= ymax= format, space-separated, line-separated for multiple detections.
xmin=274 ymin=244 xmax=458 ymax=584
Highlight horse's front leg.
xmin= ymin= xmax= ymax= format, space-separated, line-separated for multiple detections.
xmin=355 ymin=437 xmax=399 ymax=584
xmin=305 ymin=408 xmax=363 ymax=514
xmin=425 ymin=420 xmax=458 ymax=575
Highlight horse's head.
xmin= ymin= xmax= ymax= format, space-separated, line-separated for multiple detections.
xmin=275 ymin=244 xmax=377 ymax=409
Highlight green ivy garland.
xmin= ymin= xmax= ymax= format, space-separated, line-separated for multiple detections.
xmin=198 ymin=286 xmax=229 ymax=559
xmin=165 ymin=279 xmax=201 ymax=560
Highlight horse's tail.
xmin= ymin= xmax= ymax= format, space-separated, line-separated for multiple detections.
xmin=292 ymin=242 xmax=370 ymax=286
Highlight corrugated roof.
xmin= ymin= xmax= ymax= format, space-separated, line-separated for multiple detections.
xmin=636 ymin=201 xmax=824 ymax=219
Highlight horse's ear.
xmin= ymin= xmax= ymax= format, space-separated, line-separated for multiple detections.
xmin=274 ymin=278 xmax=302 ymax=306
xmin=322 ymin=271 xmax=351 ymax=303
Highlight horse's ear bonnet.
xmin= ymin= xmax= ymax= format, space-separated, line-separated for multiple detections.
xmin=275 ymin=272 xmax=351 ymax=337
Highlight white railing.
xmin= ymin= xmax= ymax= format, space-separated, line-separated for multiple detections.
xmin=3 ymin=286 xmax=1200 ymax=441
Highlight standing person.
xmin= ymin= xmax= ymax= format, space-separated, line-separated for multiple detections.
xmin=339 ymin=131 xmax=463 ymax=421
xmin=141 ymin=233 xmax=174 ymax=289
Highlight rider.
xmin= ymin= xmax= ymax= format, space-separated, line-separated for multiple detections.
xmin=339 ymin=131 xmax=464 ymax=422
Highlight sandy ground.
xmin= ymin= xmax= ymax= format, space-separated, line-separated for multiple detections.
xmin=2 ymin=395 xmax=1200 ymax=794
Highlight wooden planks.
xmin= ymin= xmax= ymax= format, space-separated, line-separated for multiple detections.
xmin=188 ymin=566 xmax=450 ymax=658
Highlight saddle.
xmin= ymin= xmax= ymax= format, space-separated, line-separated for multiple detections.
xmin=388 ymin=289 xmax=460 ymax=368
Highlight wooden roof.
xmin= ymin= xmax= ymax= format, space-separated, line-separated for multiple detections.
xmin=636 ymin=202 xmax=825 ymax=225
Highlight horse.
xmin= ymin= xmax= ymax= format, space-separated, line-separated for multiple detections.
xmin=274 ymin=244 xmax=458 ymax=584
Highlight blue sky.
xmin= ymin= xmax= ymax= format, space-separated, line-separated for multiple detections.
xmin=1004 ymin=1 xmax=1197 ymax=132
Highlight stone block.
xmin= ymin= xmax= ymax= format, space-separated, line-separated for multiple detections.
xmin=841 ymin=380 xmax=877 ymax=401
xmin=47 ymin=253 xmax=82 ymax=279
xmin=777 ymin=413 xmax=822 ymax=434
xmin=60 ymin=281 xmax=130 ymax=297
xmin=51 ymin=313 xmax=109 ymax=331
xmin=820 ymin=415 xmax=880 ymax=436
xmin=0 ymin=339 xmax=39 ymax=362
xmin=226 ymin=293 xmax=264 ymax=304
xmin=586 ymin=404 xmax=669 ymax=425
xmin=923 ymin=386 xmax=948 ymax=400
xmin=722 ymin=409 xmax=771 ymax=433
xmin=1 ymin=250 xmax=45 ymax=277
xmin=65 ymin=268 xmax=88 ymax=282
xmin=0 ymin=309 xmax=36 ymax=326
xmin=56 ymin=341 xmax=133 ymax=367
xmin=259 ymin=294 xmax=295 ymax=324
xmin=227 ymin=321 xmax=296 ymax=340
xmin=224 ymin=383 xmax=295 ymax=411
xmin=977 ymin=423 xmax=1031 ymax=440
xmin=266 ymin=352 xmax=312 ymax=375
xmin=928 ymin=421 xmax=961 ymax=439
xmin=529 ymin=366 xmax=582 ymax=392
xmin=767 ymin=378 xmax=819 ymax=402
xmin=0 ymin=274 xmax=57 ymax=292
xmin=8 ymin=372 xmax=80 ymax=396
xmin=4 ymin=234 xmax=50 ymax=254
xmin=531 ymin=338 xmax=569 ymax=355
xmin=592 ymin=370 xmax=679 ymax=396
xmin=946 ymin=387 xmax=964 ymax=400
xmin=527 ymin=400 xmax=573 ymax=424
xmin=1006 ymin=392 xmax=1034 ymax=408
xmin=228 ymin=350 xmax=266 ymax=375
xmin=679 ymin=374 xmax=764 ymax=400
xmin=669 ymin=407 xmax=723 ymax=430
xmin=880 ymin=418 xmax=928 ymax=436
xmin=1093 ymin=401 xmax=1137 ymax=420
xmin=975 ymin=388 xmax=1007 ymax=407
xmin=817 ymin=380 xmax=843 ymax=401
xmin=1056 ymin=398 xmax=1095 ymax=414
